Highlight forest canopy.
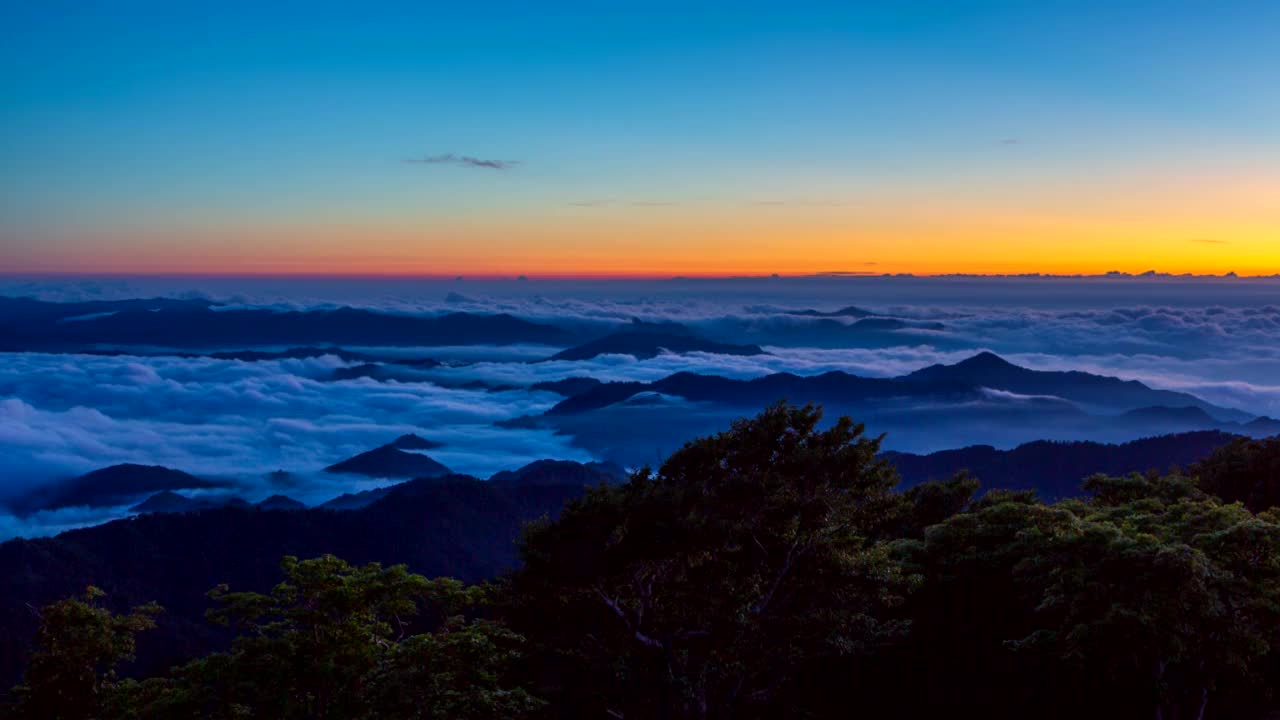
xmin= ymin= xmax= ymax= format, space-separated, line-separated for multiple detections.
xmin=6 ymin=403 xmax=1280 ymax=720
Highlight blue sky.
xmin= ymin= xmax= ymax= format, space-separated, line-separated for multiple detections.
xmin=2 ymin=1 xmax=1277 ymax=275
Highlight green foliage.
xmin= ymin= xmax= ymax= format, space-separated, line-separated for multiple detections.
xmin=363 ymin=617 xmax=542 ymax=719
xmin=7 ymin=587 xmax=160 ymax=720
xmin=902 ymin=471 xmax=1280 ymax=719
xmin=896 ymin=471 xmax=980 ymax=537
xmin=5 ymin=558 xmax=540 ymax=720
xmin=1015 ymin=474 xmax=1280 ymax=719
xmin=511 ymin=402 xmax=916 ymax=719
xmin=186 ymin=554 xmax=441 ymax=718
xmin=10 ymin=405 xmax=1280 ymax=719
xmin=1194 ymin=436 xmax=1280 ymax=512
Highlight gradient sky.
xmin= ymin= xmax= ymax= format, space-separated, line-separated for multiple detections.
xmin=2 ymin=1 xmax=1278 ymax=276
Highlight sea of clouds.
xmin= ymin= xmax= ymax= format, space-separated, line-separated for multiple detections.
xmin=2 ymin=274 xmax=1279 ymax=538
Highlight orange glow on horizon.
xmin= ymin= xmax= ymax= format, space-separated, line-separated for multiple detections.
xmin=6 ymin=177 xmax=1278 ymax=278
xmin=7 ymin=235 xmax=1277 ymax=279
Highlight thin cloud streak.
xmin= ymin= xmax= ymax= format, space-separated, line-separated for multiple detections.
xmin=404 ymin=153 xmax=521 ymax=170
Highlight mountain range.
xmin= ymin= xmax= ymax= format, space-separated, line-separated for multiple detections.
xmin=1 ymin=442 xmax=621 ymax=521
xmin=902 ymin=352 xmax=1251 ymax=419
xmin=0 ymin=297 xmax=570 ymax=349
xmin=0 ymin=473 xmax=591 ymax=686
xmin=883 ymin=430 xmax=1242 ymax=500
xmin=502 ymin=352 xmax=1280 ymax=464
xmin=488 ymin=458 xmax=627 ymax=487
xmin=128 ymin=491 xmax=307 ymax=514
xmin=544 ymin=352 xmax=1252 ymax=420
xmin=0 ymin=296 xmax=964 ymax=358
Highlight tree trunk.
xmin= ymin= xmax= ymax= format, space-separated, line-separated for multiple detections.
xmin=1192 ymin=686 xmax=1208 ymax=720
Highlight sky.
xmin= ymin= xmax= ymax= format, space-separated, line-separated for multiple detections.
xmin=2 ymin=1 xmax=1278 ymax=277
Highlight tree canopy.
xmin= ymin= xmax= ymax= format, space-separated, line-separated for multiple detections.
xmin=8 ymin=403 xmax=1280 ymax=719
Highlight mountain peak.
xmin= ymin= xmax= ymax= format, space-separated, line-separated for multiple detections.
xmin=324 ymin=444 xmax=452 ymax=479
xmin=902 ymin=351 xmax=1022 ymax=384
xmin=955 ymin=351 xmax=1017 ymax=370
xmin=256 ymin=494 xmax=307 ymax=511
xmin=391 ymin=433 xmax=443 ymax=450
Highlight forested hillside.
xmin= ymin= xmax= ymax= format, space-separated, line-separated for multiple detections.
xmin=4 ymin=406 xmax=1280 ymax=719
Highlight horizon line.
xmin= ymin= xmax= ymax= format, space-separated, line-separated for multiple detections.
xmin=1 ymin=270 xmax=1278 ymax=282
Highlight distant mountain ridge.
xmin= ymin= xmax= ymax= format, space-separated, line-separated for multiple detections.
xmin=904 ymin=352 xmax=1248 ymax=420
xmin=883 ymin=430 xmax=1243 ymax=500
xmin=785 ymin=305 xmax=877 ymax=318
xmin=6 ymin=464 xmax=219 ymax=514
xmin=128 ymin=492 xmax=305 ymax=514
xmin=0 ymin=297 xmax=570 ymax=349
xmin=545 ymin=371 xmax=970 ymax=415
xmin=488 ymin=459 xmax=627 ymax=487
xmin=4 ymin=442 xmax=617 ymax=519
xmin=544 ymin=352 xmax=1248 ymax=421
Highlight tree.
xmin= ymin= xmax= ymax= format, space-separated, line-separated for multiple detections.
xmin=891 ymin=471 xmax=1280 ymax=720
xmin=139 ymin=555 xmax=537 ymax=719
xmin=57 ymin=555 xmax=547 ymax=720
xmin=1011 ymin=474 xmax=1280 ymax=720
xmin=7 ymin=587 xmax=160 ymax=720
xmin=892 ymin=489 xmax=1086 ymax=719
xmin=510 ymin=402 xmax=916 ymax=719
xmin=1193 ymin=436 xmax=1280 ymax=512
xmin=895 ymin=472 xmax=979 ymax=538
xmin=363 ymin=617 xmax=543 ymax=719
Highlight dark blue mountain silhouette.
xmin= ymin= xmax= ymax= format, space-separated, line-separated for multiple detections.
xmin=488 ymin=459 xmax=626 ymax=487
xmin=8 ymin=464 xmax=219 ymax=514
xmin=546 ymin=352 xmax=1246 ymax=421
xmin=0 ymin=297 xmax=569 ymax=349
xmin=0 ymin=474 xmax=589 ymax=685
xmin=883 ymin=430 xmax=1242 ymax=500
xmin=324 ymin=443 xmax=451 ymax=479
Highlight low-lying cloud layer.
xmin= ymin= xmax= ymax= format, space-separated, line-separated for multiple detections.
xmin=2 ymin=275 xmax=1279 ymax=538
xmin=0 ymin=351 xmax=592 ymax=535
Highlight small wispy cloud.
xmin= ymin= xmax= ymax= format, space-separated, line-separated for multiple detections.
xmin=568 ymin=200 xmax=612 ymax=207
xmin=629 ymin=201 xmax=680 ymax=207
xmin=997 ymin=138 xmax=1020 ymax=146
xmin=404 ymin=153 xmax=521 ymax=170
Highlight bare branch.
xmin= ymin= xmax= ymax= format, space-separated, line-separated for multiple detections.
xmin=595 ymin=586 xmax=665 ymax=650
